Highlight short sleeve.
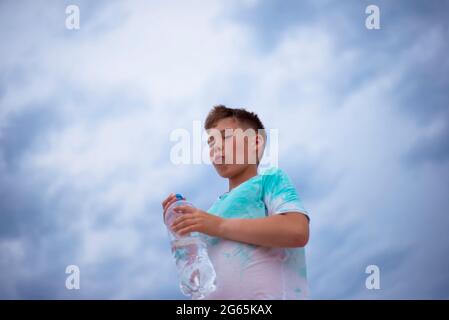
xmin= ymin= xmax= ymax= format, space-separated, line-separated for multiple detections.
xmin=262 ymin=168 xmax=309 ymax=221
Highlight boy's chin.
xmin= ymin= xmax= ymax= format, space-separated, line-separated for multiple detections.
xmin=213 ymin=164 xmax=235 ymax=178
xmin=213 ymin=164 xmax=249 ymax=178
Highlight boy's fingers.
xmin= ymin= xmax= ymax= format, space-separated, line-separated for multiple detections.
xmin=162 ymin=195 xmax=192 ymax=220
xmin=172 ymin=220 xmax=195 ymax=232
xmin=173 ymin=205 xmax=193 ymax=213
xmin=161 ymin=193 xmax=175 ymax=208
xmin=172 ymin=213 xmax=194 ymax=226
xmin=162 ymin=194 xmax=177 ymax=212
xmin=177 ymin=225 xmax=196 ymax=236
xmin=163 ymin=198 xmax=179 ymax=213
xmin=163 ymin=199 xmax=173 ymax=212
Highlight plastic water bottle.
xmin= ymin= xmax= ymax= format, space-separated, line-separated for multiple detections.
xmin=164 ymin=194 xmax=216 ymax=299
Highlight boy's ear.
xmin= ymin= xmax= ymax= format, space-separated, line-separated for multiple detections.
xmin=255 ymin=133 xmax=265 ymax=148
xmin=254 ymin=134 xmax=265 ymax=155
xmin=249 ymin=134 xmax=258 ymax=149
xmin=252 ymin=134 xmax=264 ymax=153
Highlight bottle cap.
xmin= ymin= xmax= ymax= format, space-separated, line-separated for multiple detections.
xmin=175 ymin=193 xmax=184 ymax=200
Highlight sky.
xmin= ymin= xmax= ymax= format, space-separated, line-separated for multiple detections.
xmin=0 ymin=0 xmax=448 ymax=299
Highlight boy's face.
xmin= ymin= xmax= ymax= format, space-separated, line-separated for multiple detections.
xmin=207 ymin=117 xmax=262 ymax=178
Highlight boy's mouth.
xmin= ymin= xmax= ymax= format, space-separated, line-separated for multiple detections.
xmin=212 ymin=156 xmax=226 ymax=165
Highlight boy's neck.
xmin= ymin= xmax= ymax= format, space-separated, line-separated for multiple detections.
xmin=228 ymin=165 xmax=258 ymax=191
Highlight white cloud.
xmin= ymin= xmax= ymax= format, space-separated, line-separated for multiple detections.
xmin=1 ymin=0 xmax=448 ymax=299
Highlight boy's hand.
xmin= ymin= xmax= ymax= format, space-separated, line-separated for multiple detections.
xmin=170 ymin=206 xmax=224 ymax=237
xmin=161 ymin=193 xmax=178 ymax=220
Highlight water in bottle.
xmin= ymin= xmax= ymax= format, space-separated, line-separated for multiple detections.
xmin=164 ymin=194 xmax=216 ymax=299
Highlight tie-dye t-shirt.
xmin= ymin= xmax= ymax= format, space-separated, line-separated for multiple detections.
xmin=201 ymin=167 xmax=310 ymax=300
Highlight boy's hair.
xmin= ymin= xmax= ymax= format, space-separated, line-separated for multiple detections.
xmin=204 ymin=105 xmax=266 ymax=163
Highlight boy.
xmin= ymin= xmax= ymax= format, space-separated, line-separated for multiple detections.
xmin=162 ymin=105 xmax=310 ymax=299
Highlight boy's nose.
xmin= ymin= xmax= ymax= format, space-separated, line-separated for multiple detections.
xmin=211 ymin=149 xmax=225 ymax=164
xmin=212 ymin=143 xmax=224 ymax=153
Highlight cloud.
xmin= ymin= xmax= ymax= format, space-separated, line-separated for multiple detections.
xmin=1 ymin=0 xmax=448 ymax=299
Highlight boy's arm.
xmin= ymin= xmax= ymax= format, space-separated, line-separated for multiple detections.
xmin=170 ymin=205 xmax=309 ymax=248
xmin=220 ymin=213 xmax=309 ymax=248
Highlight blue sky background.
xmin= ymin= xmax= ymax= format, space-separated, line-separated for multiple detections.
xmin=0 ymin=0 xmax=448 ymax=299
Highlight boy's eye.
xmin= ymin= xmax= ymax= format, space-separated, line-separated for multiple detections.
xmin=207 ymin=131 xmax=234 ymax=147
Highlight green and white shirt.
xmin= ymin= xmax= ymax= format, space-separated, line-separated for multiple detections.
xmin=202 ymin=167 xmax=310 ymax=300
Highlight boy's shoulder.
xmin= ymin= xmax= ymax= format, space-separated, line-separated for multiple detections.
xmin=259 ymin=166 xmax=293 ymax=189
xmin=259 ymin=166 xmax=289 ymax=179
